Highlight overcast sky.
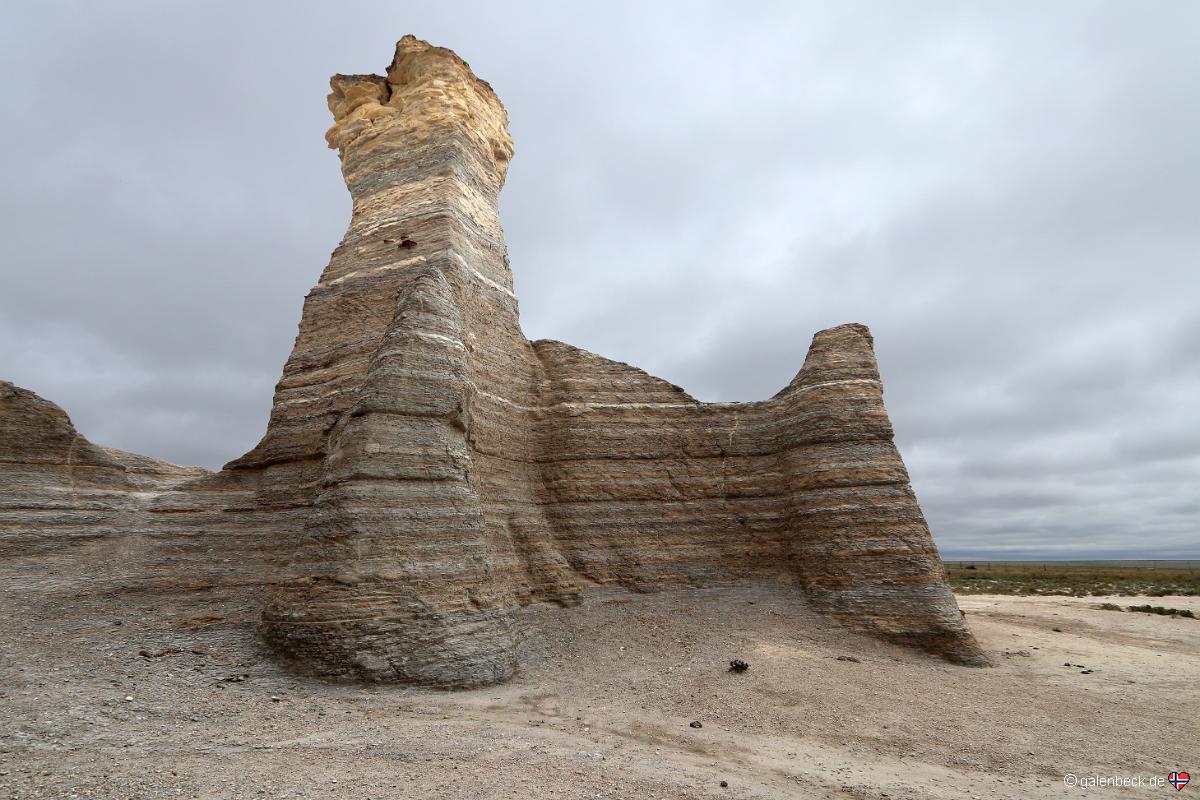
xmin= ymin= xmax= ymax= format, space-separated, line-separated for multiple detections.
xmin=2 ymin=2 xmax=1197 ymax=558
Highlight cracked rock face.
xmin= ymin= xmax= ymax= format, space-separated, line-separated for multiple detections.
xmin=0 ymin=35 xmax=989 ymax=688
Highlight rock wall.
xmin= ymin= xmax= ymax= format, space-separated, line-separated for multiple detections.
xmin=0 ymin=381 xmax=208 ymax=556
xmin=0 ymin=381 xmax=296 ymax=598
xmin=0 ymin=36 xmax=988 ymax=689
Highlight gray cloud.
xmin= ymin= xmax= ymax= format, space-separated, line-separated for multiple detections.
xmin=2 ymin=1 xmax=1196 ymax=557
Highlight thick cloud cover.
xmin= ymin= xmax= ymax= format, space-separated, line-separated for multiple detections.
xmin=2 ymin=2 xmax=1196 ymax=558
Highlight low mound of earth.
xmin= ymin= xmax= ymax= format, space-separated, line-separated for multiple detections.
xmin=0 ymin=572 xmax=1192 ymax=798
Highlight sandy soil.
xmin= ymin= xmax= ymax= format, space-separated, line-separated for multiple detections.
xmin=0 ymin=574 xmax=1194 ymax=799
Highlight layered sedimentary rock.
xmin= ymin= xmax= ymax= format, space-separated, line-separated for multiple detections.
xmin=0 ymin=381 xmax=209 ymax=557
xmin=0 ymin=36 xmax=988 ymax=688
xmin=0 ymin=382 xmax=299 ymax=601
xmin=250 ymin=36 xmax=987 ymax=684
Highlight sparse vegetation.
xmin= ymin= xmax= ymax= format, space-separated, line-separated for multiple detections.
xmin=1093 ymin=601 xmax=1196 ymax=617
xmin=946 ymin=563 xmax=1200 ymax=597
xmin=1126 ymin=604 xmax=1196 ymax=618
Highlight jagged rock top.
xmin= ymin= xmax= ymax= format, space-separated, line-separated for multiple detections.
xmin=325 ymin=35 xmax=514 ymax=185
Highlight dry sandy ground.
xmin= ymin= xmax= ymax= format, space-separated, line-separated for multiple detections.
xmin=0 ymin=573 xmax=1194 ymax=799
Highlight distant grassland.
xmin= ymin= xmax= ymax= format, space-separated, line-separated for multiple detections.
xmin=945 ymin=562 xmax=1200 ymax=597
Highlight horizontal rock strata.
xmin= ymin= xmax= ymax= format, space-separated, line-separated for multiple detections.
xmin=0 ymin=382 xmax=298 ymax=599
xmin=253 ymin=36 xmax=987 ymax=683
xmin=0 ymin=35 xmax=988 ymax=688
xmin=0 ymin=381 xmax=207 ymax=555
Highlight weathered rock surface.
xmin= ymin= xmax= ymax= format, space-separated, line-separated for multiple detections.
xmin=0 ymin=381 xmax=209 ymax=556
xmin=0 ymin=36 xmax=988 ymax=687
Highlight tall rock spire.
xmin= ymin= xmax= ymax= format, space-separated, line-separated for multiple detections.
xmin=248 ymin=36 xmax=987 ymax=685
xmin=231 ymin=36 xmax=517 ymax=477
xmin=254 ymin=37 xmax=579 ymax=685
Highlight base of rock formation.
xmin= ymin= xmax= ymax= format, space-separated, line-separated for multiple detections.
xmin=5 ymin=574 xmax=1194 ymax=798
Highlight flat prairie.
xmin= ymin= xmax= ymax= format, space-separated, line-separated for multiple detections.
xmin=1 ymin=569 xmax=1193 ymax=799
xmin=947 ymin=563 xmax=1200 ymax=597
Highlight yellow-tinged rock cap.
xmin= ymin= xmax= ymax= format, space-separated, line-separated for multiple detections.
xmin=325 ymin=35 xmax=514 ymax=184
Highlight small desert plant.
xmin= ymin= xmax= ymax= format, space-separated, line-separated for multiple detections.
xmin=1098 ymin=602 xmax=1123 ymax=611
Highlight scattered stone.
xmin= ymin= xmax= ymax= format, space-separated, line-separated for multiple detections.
xmin=720 ymin=781 xmax=729 ymax=788
xmin=689 ymin=721 xmax=703 ymax=729
xmin=836 ymin=655 xmax=861 ymax=663
xmin=138 ymin=647 xmax=182 ymax=659
xmin=729 ymin=660 xmax=750 ymax=673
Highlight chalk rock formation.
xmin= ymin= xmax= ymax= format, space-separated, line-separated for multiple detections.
xmin=249 ymin=36 xmax=988 ymax=684
xmin=0 ymin=36 xmax=988 ymax=688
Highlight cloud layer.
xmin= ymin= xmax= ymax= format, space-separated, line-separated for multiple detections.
xmin=3 ymin=1 xmax=1196 ymax=557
